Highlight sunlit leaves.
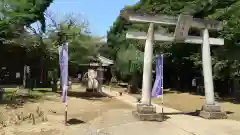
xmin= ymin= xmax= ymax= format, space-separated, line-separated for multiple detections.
xmin=106 ymin=0 xmax=240 ymax=81
xmin=0 ymin=0 xmax=53 ymax=43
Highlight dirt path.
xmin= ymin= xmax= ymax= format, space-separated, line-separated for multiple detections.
xmin=153 ymin=91 xmax=240 ymax=121
xmin=0 ymin=85 xmax=133 ymax=135
xmin=108 ymin=86 xmax=240 ymax=121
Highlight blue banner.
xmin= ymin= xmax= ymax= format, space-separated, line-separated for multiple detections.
xmin=152 ymin=54 xmax=163 ymax=98
xmin=59 ymin=42 xmax=68 ymax=103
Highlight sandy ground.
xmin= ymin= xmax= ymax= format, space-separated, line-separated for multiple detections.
xmin=109 ymin=86 xmax=240 ymax=121
xmin=152 ymin=91 xmax=240 ymax=121
xmin=0 ymin=85 xmax=133 ymax=135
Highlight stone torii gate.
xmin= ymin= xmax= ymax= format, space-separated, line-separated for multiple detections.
xmin=123 ymin=12 xmax=227 ymax=121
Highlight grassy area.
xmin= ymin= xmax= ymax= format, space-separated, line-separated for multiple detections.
xmin=1 ymin=87 xmax=56 ymax=105
xmin=4 ymin=87 xmax=52 ymax=92
xmin=152 ymin=89 xmax=240 ymax=121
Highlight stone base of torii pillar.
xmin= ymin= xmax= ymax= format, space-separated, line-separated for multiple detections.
xmin=132 ymin=104 xmax=164 ymax=122
xmin=199 ymin=104 xmax=227 ymax=119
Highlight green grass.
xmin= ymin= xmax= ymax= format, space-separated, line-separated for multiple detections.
xmin=1 ymin=87 xmax=56 ymax=104
xmin=4 ymin=87 xmax=52 ymax=91
xmin=33 ymin=88 xmax=52 ymax=91
xmin=4 ymin=88 xmax=16 ymax=93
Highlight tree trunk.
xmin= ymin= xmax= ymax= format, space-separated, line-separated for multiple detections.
xmin=129 ymin=73 xmax=141 ymax=93
xmin=52 ymin=69 xmax=58 ymax=92
xmin=23 ymin=65 xmax=27 ymax=88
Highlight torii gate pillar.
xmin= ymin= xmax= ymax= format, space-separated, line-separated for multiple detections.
xmin=132 ymin=23 xmax=164 ymax=121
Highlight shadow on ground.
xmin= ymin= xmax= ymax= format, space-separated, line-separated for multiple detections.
xmin=35 ymin=89 xmax=55 ymax=93
xmin=66 ymin=91 xmax=112 ymax=101
xmin=199 ymin=96 xmax=240 ymax=104
xmin=67 ymin=118 xmax=85 ymax=125
xmin=167 ymin=88 xmax=240 ymax=104
xmin=158 ymin=114 xmax=171 ymax=121
xmin=0 ymin=94 xmax=42 ymax=109
xmin=164 ymin=110 xmax=234 ymax=117
xmin=216 ymin=97 xmax=240 ymax=104
xmin=0 ymin=88 xmax=55 ymax=108
xmin=164 ymin=110 xmax=200 ymax=117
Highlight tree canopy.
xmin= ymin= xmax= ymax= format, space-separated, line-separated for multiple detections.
xmin=0 ymin=0 xmax=100 ymax=72
xmin=0 ymin=0 xmax=53 ymax=43
xmin=103 ymin=0 xmax=240 ymax=91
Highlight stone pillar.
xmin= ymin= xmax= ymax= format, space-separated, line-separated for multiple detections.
xmin=132 ymin=23 xmax=163 ymax=122
xmin=141 ymin=23 xmax=154 ymax=105
xmin=97 ymin=66 xmax=104 ymax=92
xmin=199 ymin=28 xmax=227 ymax=119
xmin=202 ymin=28 xmax=215 ymax=105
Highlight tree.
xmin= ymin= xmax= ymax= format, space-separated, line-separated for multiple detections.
xmin=0 ymin=0 xmax=53 ymax=44
xmin=21 ymin=11 xmax=102 ymax=91
xmin=0 ymin=0 xmax=53 ymax=91
xmin=104 ymin=0 xmax=240 ymax=93
xmin=45 ymin=12 xmax=102 ymax=64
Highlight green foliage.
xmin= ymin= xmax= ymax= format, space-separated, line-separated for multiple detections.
xmin=9 ymin=11 xmax=102 ymax=71
xmin=0 ymin=1 xmax=103 ymax=92
xmin=104 ymin=0 xmax=240 ymax=83
xmin=44 ymin=16 xmax=100 ymax=64
xmin=0 ymin=0 xmax=53 ymax=43
xmin=1 ymin=0 xmax=98 ymax=74
xmin=116 ymin=44 xmax=143 ymax=75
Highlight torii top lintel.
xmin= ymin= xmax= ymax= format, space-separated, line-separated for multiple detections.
xmin=122 ymin=12 xmax=223 ymax=31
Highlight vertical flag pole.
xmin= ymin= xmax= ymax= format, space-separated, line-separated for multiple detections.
xmin=65 ymin=42 xmax=68 ymax=126
xmin=59 ymin=42 xmax=69 ymax=126
xmin=161 ymin=54 xmax=164 ymax=117
xmin=65 ymin=91 xmax=68 ymax=125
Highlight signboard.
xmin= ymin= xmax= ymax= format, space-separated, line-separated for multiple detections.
xmin=90 ymin=63 xmax=100 ymax=66
xmin=174 ymin=15 xmax=193 ymax=41
xmin=26 ymin=66 xmax=30 ymax=74
xmin=16 ymin=72 xmax=20 ymax=79
xmin=126 ymin=31 xmax=224 ymax=45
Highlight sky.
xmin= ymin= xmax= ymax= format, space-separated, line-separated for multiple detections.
xmin=45 ymin=0 xmax=139 ymax=36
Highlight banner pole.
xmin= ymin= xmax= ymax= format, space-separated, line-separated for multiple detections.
xmin=161 ymin=54 xmax=164 ymax=117
xmin=59 ymin=42 xmax=69 ymax=126
xmin=65 ymin=90 xmax=68 ymax=125
xmin=65 ymin=42 xmax=69 ymax=125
